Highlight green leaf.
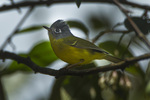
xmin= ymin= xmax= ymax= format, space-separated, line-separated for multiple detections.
xmin=75 ymin=0 xmax=82 ymax=8
xmin=124 ymin=17 xmax=150 ymax=35
xmin=29 ymin=41 xmax=58 ymax=67
xmin=67 ymin=20 xmax=89 ymax=36
xmin=16 ymin=25 xmax=48 ymax=34
xmin=146 ymin=80 xmax=150 ymax=94
xmin=50 ymin=74 xmax=103 ymax=100
xmin=99 ymin=41 xmax=132 ymax=58
xmin=1 ymin=54 xmax=31 ymax=75
xmin=49 ymin=77 xmax=66 ymax=100
xmin=2 ymin=41 xmax=57 ymax=75
xmin=89 ymin=16 xmax=106 ymax=30
xmin=125 ymin=65 xmax=145 ymax=77
xmin=99 ymin=41 xmax=144 ymax=77
xmin=145 ymin=61 xmax=150 ymax=82
xmin=49 ymin=63 xmax=103 ymax=100
xmin=88 ymin=15 xmax=112 ymax=30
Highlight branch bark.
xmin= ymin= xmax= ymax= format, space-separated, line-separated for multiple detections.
xmin=113 ymin=0 xmax=150 ymax=49
xmin=0 ymin=51 xmax=150 ymax=78
xmin=92 ymin=30 xmax=130 ymax=43
xmin=0 ymin=0 xmax=150 ymax=12
xmin=0 ymin=77 xmax=6 ymax=100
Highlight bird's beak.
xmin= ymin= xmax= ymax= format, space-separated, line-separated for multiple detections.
xmin=43 ymin=26 xmax=50 ymax=30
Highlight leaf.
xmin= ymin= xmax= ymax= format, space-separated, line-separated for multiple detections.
xmin=67 ymin=20 xmax=89 ymax=36
xmin=29 ymin=41 xmax=58 ymax=67
xmin=16 ymin=25 xmax=48 ymax=34
xmin=145 ymin=61 xmax=150 ymax=81
xmin=75 ymin=0 xmax=82 ymax=8
xmin=2 ymin=41 xmax=57 ymax=75
xmin=124 ymin=17 xmax=150 ymax=35
xmin=49 ymin=77 xmax=66 ymax=100
xmin=125 ymin=65 xmax=145 ymax=77
xmin=89 ymin=16 xmax=106 ymax=30
xmin=49 ymin=63 xmax=103 ymax=100
xmin=99 ymin=41 xmax=132 ymax=58
xmin=88 ymin=15 xmax=112 ymax=31
xmin=50 ymin=75 xmax=103 ymax=100
xmin=146 ymin=80 xmax=150 ymax=94
xmin=2 ymin=54 xmax=31 ymax=75
xmin=99 ymin=41 xmax=145 ymax=77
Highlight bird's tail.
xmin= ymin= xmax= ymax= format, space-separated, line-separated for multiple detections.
xmin=104 ymin=55 xmax=122 ymax=63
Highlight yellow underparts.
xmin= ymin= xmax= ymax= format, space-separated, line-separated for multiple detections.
xmin=50 ymin=36 xmax=106 ymax=65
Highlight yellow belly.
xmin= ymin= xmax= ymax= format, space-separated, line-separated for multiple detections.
xmin=50 ymin=38 xmax=105 ymax=65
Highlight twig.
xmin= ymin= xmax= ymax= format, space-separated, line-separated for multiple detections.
xmin=117 ymin=33 xmax=125 ymax=47
xmin=0 ymin=51 xmax=150 ymax=78
xmin=121 ymin=37 xmax=133 ymax=58
xmin=113 ymin=0 xmax=150 ymax=49
xmin=0 ymin=0 xmax=150 ymax=12
xmin=0 ymin=77 xmax=6 ymax=100
xmin=10 ymin=0 xmax=21 ymax=13
xmin=92 ymin=30 xmax=130 ymax=43
xmin=121 ymin=0 xmax=150 ymax=10
xmin=0 ymin=7 xmax=34 ymax=50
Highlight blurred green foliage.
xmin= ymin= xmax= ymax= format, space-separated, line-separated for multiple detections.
xmin=16 ymin=25 xmax=48 ymax=34
xmin=67 ymin=20 xmax=89 ymax=36
xmin=48 ymin=39 xmax=148 ymax=100
xmin=49 ymin=64 xmax=103 ymax=100
xmin=1 ymin=4 xmax=150 ymax=100
xmin=99 ymin=41 xmax=145 ymax=77
xmin=1 ymin=41 xmax=57 ymax=75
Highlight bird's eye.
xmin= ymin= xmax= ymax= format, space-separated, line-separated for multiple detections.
xmin=54 ymin=28 xmax=61 ymax=33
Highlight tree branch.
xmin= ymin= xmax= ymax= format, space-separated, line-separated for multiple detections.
xmin=92 ymin=30 xmax=130 ymax=43
xmin=113 ymin=0 xmax=150 ymax=49
xmin=0 ymin=77 xmax=6 ymax=100
xmin=0 ymin=7 xmax=34 ymax=50
xmin=0 ymin=0 xmax=150 ymax=12
xmin=0 ymin=51 xmax=150 ymax=78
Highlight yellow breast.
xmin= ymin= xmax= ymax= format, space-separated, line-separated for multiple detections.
xmin=49 ymin=36 xmax=104 ymax=65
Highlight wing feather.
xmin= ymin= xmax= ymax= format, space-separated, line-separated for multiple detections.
xmin=63 ymin=36 xmax=109 ymax=54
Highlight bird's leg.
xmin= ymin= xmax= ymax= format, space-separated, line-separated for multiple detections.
xmin=67 ymin=59 xmax=84 ymax=69
xmin=60 ymin=59 xmax=84 ymax=70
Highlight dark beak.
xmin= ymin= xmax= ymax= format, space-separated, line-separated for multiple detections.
xmin=43 ymin=26 xmax=50 ymax=30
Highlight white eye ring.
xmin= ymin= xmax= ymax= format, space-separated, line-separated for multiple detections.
xmin=54 ymin=28 xmax=62 ymax=33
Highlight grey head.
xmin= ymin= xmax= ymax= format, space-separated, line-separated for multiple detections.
xmin=43 ymin=20 xmax=73 ymax=39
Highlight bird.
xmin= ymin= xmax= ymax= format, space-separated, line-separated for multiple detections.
xmin=43 ymin=20 xmax=122 ymax=66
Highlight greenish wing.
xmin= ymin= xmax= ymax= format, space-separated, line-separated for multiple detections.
xmin=63 ymin=36 xmax=109 ymax=54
